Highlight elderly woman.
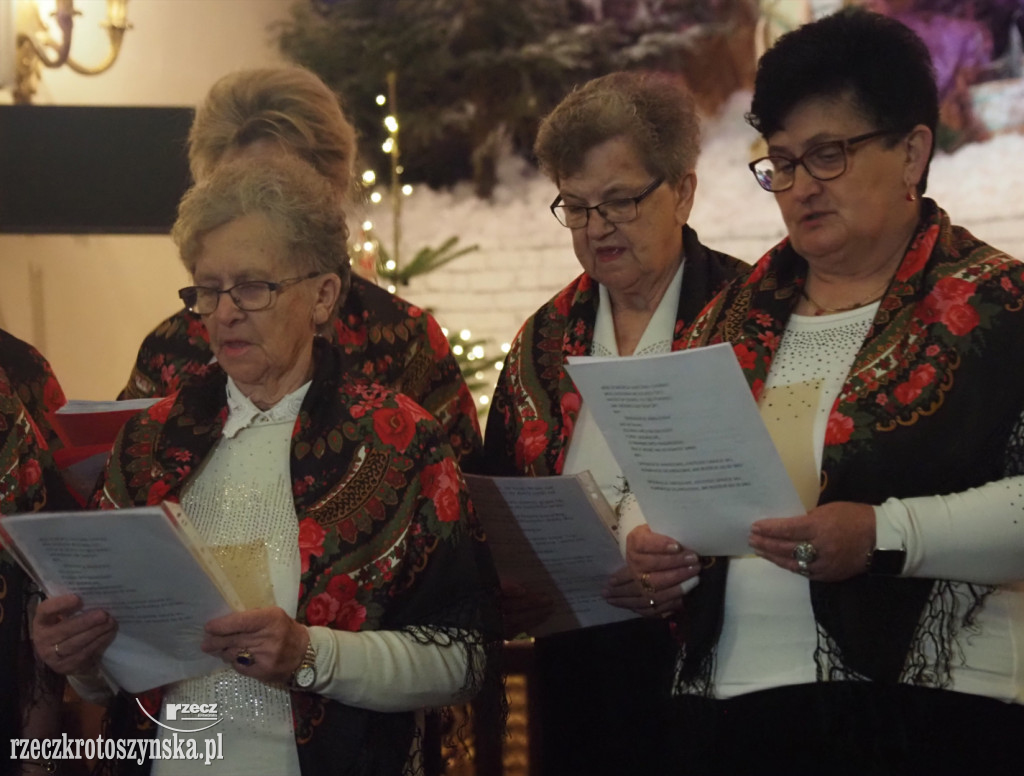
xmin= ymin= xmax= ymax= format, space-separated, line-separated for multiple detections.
xmin=31 ymin=156 xmax=500 ymax=776
xmin=627 ymin=9 xmax=1024 ymax=774
xmin=484 ymin=71 xmax=743 ymax=774
xmin=119 ymin=67 xmax=481 ymax=467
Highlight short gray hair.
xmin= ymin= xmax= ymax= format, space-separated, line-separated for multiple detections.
xmin=534 ymin=71 xmax=702 ymax=185
xmin=172 ymin=155 xmax=351 ymax=321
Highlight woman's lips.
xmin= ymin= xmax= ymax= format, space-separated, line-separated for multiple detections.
xmin=219 ymin=340 xmax=252 ymax=356
xmin=595 ymin=246 xmax=625 ymax=261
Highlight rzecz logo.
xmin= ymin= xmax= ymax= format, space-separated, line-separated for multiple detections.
xmin=136 ymin=700 xmax=223 ymax=733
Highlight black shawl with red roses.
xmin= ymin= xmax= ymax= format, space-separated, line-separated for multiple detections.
xmin=118 ymin=275 xmax=483 ymax=469
xmin=94 ymin=338 xmax=501 ymax=776
xmin=484 ymin=225 xmax=745 ymax=476
xmin=675 ymin=200 xmax=1024 ymax=693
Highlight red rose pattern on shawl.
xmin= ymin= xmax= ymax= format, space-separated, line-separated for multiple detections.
xmin=118 ymin=277 xmax=481 ymax=465
xmin=679 ymin=203 xmax=1024 ymax=469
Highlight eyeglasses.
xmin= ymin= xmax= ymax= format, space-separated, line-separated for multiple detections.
xmin=550 ymin=178 xmax=664 ymax=228
xmin=178 ymin=271 xmax=320 ymax=315
xmin=748 ymin=130 xmax=896 ymax=192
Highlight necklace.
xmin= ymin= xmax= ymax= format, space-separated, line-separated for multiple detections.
xmin=799 ymin=282 xmax=889 ymax=316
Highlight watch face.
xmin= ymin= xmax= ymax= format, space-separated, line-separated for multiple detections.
xmin=295 ymin=664 xmax=316 ymax=688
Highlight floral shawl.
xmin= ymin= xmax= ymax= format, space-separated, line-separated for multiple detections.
xmin=118 ymin=275 xmax=482 ymax=468
xmin=675 ymin=200 xmax=1024 ymax=691
xmin=484 ymin=225 xmax=745 ymax=475
xmin=0 ymin=370 xmax=74 ymax=751
xmin=0 ymin=328 xmax=67 ymax=451
xmin=95 ymin=338 xmax=502 ymax=776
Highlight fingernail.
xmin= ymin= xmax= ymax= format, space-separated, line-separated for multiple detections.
xmin=682 ymin=553 xmax=699 ymax=565
xmin=667 ymin=542 xmax=681 ymax=553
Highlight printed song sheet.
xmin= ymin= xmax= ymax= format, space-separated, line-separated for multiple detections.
xmin=0 ymin=503 xmax=242 ymax=692
xmin=465 ymin=473 xmax=637 ymax=637
xmin=565 ymin=343 xmax=803 ymax=555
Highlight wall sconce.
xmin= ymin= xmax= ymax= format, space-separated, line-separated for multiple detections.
xmin=13 ymin=0 xmax=130 ymax=104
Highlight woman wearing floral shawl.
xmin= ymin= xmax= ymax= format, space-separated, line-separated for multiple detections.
xmin=30 ymin=156 xmax=500 ymax=776
xmin=484 ymin=72 xmax=743 ymax=774
xmin=627 ymin=9 xmax=1024 ymax=774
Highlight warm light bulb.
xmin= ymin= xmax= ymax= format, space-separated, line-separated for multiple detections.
xmin=401 ymin=184 xmax=413 ymax=196
xmin=382 ymin=138 xmax=394 ymax=153
xmin=375 ymin=94 xmax=386 ymax=105
xmin=459 ymin=329 xmax=471 ymax=341
xmin=493 ymin=361 xmax=503 ymax=370
xmin=362 ymin=170 xmax=376 ymax=184
xmin=362 ymin=220 xmax=373 ymax=231
xmin=384 ymin=115 xmax=398 ymax=133
xmin=387 ymin=285 xmax=396 ymax=293
xmin=453 ymin=345 xmax=464 ymax=355
xmin=479 ymin=395 xmax=490 ymax=405
xmin=370 ymin=192 xmax=383 ymax=204
xmin=500 ymin=342 xmax=511 ymax=353
xmin=362 ymin=241 xmax=374 ymax=252
xmin=385 ymin=260 xmax=396 ymax=270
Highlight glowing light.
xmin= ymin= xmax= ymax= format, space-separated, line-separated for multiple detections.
xmin=472 ymin=345 xmax=485 ymax=358
xmin=370 ymin=192 xmax=383 ymax=204
xmin=401 ymin=184 xmax=413 ymax=196
xmin=500 ymin=342 xmax=511 ymax=353
xmin=385 ymin=260 xmax=396 ymax=271
xmin=493 ymin=361 xmax=503 ymax=370
xmin=362 ymin=241 xmax=374 ymax=252
xmin=387 ymin=285 xmax=396 ymax=293
xmin=474 ymin=371 xmax=484 ymax=380
xmin=362 ymin=220 xmax=373 ymax=231
xmin=384 ymin=115 xmax=398 ymax=133
xmin=459 ymin=329 xmax=471 ymax=341
xmin=441 ymin=327 xmax=449 ymax=337
xmin=382 ymin=138 xmax=394 ymax=153
xmin=479 ymin=395 xmax=490 ymax=405
xmin=453 ymin=344 xmax=464 ymax=355
xmin=375 ymin=94 xmax=386 ymax=105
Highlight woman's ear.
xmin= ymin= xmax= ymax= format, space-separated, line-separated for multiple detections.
xmin=312 ymin=273 xmax=342 ymax=327
xmin=903 ymin=124 xmax=933 ymax=190
xmin=673 ymin=172 xmax=697 ymax=226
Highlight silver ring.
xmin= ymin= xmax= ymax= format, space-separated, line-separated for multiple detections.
xmin=793 ymin=542 xmax=818 ymax=565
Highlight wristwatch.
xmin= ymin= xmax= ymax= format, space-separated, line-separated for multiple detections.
xmin=866 ymin=546 xmax=906 ymax=576
xmin=290 ymin=639 xmax=318 ymax=690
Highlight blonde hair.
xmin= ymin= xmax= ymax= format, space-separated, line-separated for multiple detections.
xmin=534 ymin=71 xmax=701 ymax=185
xmin=172 ymin=155 xmax=351 ymax=330
xmin=189 ymin=67 xmax=358 ymax=199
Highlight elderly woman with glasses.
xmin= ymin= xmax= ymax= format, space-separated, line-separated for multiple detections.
xmin=626 ymin=9 xmax=1024 ymax=774
xmin=119 ymin=67 xmax=481 ymax=469
xmin=31 ymin=156 xmax=500 ymax=776
xmin=483 ymin=71 xmax=744 ymax=775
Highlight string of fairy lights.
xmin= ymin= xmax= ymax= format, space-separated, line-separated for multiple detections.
xmin=349 ymin=81 xmax=510 ymax=412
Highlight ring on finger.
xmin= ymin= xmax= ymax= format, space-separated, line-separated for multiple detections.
xmin=640 ymin=572 xmax=655 ymax=595
xmin=235 ymin=648 xmax=255 ymax=667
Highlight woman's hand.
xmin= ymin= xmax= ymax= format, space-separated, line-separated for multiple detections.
xmin=500 ymin=581 xmax=554 ymax=639
xmin=749 ymin=501 xmax=876 ymax=582
xmin=32 ymin=594 xmax=117 ymax=675
xmin=612 ymin=525 xmax=701 ymax=617
xmin=202 ymin=607 xmax=309 ymax=686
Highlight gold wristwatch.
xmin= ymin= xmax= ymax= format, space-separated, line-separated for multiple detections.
xmin=291 ymin=638 xmax=318 ymax=690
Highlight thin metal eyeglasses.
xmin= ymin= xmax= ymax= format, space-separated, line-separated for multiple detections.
xmin=178 ymin=271 xmax=321 ymax=315
xmin=748 ymin=130 xmax=896 ymax=192
xmin=550 ymin=177 xmax=664 ymax=228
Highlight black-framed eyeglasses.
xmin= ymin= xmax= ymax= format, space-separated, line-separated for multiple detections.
xmin=748 ymin=130 xmax=896 ymax=192
xmin=550 ymin=178 xmax=664 ymax=228
xmin=178 ymin=271 xmax=321 ymax=315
